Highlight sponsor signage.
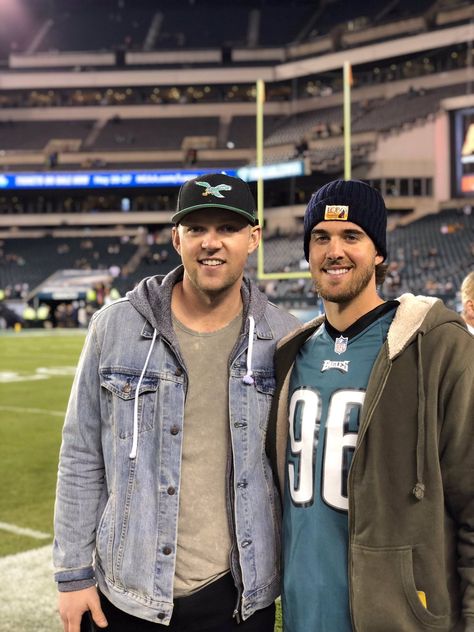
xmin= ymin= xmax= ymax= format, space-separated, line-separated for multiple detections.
xmin=0 ymin=161 xmax=305 ymax=190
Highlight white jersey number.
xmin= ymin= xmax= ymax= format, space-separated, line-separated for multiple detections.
xmin=288 ymin=388 xmax=365 ymax=510
xmin=288 ymin=389 xmax=321 ymax=505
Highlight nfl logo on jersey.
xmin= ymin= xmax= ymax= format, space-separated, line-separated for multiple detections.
xmin=334 ymin=336 xmax=348 ymax=354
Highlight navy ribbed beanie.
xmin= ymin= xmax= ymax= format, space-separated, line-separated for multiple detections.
xmin=303 ymin=179 xmax=387 ymax=261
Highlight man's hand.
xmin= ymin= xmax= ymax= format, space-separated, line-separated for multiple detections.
xmin=58 ymin=586 xmax=108 ymax=632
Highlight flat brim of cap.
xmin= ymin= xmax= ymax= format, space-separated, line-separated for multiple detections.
xmin=171 ymin=203 xmax=256 ymax=224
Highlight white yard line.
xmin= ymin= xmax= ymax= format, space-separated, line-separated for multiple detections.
xmin=0 ymin=522 xmax=51 ymax=540
xmin=0 ymin=329 xmax=86 ymax=338
xmin=0 ymin=405 xmax=65 ymax=418
xmin=0 ymin=545 xmax=61 ymax=632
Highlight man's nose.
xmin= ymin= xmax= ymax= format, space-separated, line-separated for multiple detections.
xmin=325 ymin=237 xmax=344 ymax=260
xmin=201 ymin=230 xmax=222 ymax=250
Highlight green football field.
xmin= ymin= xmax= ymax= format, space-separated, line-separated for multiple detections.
xmin=0 ymin=330 xmax=84 ymax=559
xmin=0 ymin=330 xmax=84 ymax=632
xmin=0 ymin=330 xmax=282 ymax=631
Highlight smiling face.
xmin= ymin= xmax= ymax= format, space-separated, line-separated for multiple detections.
xmin=309 ymin=220 xmax=384 ymax=308
xmin=172 ymin=208 xmax=261 ymax=301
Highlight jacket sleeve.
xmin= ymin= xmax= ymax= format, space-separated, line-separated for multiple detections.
xmin=438 ymin=340 xmax=474 ymax=627
xmin=53 ymin=317 xmax=105 ymax=583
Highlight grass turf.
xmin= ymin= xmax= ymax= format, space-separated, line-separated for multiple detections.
xmin=0 ymin=331 xmax=85 ymax=557
xmin=0 ymin=329 xmax=283 ymax=631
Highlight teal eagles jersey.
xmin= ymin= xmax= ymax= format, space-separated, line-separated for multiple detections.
xmin=282 ymin=303 xmax=398 ymax=632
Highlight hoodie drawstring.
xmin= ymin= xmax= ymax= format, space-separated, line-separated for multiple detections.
xmin=242 ymin=315 xmax=255 ymax=385
xmin=131 ymin=316 xmax=254 ymax=456
xmin=412 ymin=332 xmax=426 ymax=501
xmin=129 ymin=329 xmax=157 ymax=459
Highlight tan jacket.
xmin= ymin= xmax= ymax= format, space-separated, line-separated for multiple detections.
xmin=267 ymin=294 xmax=474 ymax=632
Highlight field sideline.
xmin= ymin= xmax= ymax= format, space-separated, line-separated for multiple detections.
xmin=0 ymin=330 xmax=283 ymax=631
xmin=0 ymin=330 xmax=84 ymax=632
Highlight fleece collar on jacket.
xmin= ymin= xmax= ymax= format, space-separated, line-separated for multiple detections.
xmin=276 ymin=293 xmax=458 ymax=360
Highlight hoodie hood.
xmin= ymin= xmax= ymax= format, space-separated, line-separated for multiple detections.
xmin=126 ymin=264 xmax=269 ymax=340
xmin=126 ymin=267 xmax=179 ymax=343
xmin=386 ymin=293 xmax=464 ymax=359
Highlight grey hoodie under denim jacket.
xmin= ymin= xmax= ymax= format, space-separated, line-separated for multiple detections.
xmin=53 ymin=265 xmax=300 ymax=625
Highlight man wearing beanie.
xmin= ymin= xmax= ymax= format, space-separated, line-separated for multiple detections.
xmin=266 ymin=179 xmax=474 ymax=631
xmin=53 ymin=173 xmax=299 ymax=631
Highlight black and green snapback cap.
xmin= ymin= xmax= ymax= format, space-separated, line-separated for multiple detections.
xmin=171 ymin=173 xmax=257 ymax=225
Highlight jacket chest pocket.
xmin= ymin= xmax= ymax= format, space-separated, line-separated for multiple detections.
xmin=248 ymin=373 xmax=276 ymax=431
xmin=100 ymin=371 xmax=159 ymax=439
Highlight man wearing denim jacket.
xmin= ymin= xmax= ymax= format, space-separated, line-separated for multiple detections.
xmin=53 ymin=173 xmax=299 ymax=632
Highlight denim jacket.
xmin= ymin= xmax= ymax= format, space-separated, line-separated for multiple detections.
xmin=53 ymin=266 xmax=299 ymax=625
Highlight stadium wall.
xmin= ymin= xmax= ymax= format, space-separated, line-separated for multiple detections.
xmin=368 ymin=122 xmax=435 ymax=178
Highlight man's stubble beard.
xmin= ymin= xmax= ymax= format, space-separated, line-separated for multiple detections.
xmin=313 ymin=262 xmax=375 ymax=304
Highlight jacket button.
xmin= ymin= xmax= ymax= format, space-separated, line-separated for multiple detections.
xmin=237 ymin=480 xmax=248 ymax=488
xmin=162 ymin=546 xmax=172 ymax=555
xmin=174 ymin=368 xmax=183 ymax=376
xmin=157 ymin=613 xmax=166 ymax=620
xmin=170 ymin=425 xmax=180 ymax=435
xmin=122 ymin=383 xmax=131 ymax=393
xmin=241 ymin=539 xmax=252 ymax=548
xmin=167 ymin=486 xmax=176 ymax=495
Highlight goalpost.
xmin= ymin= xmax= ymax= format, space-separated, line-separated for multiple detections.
xmin=255 ymin=62 xmax=353 ymax=282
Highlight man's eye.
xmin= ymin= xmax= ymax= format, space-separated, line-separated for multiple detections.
xmin=221 ymin=225 xmax=240 ymax=233
xmin=312 ymin=234 xmax=328 ymax=242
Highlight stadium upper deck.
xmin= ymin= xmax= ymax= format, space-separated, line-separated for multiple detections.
xmin=0 ymin=0 xmax=444 ymax=59
xmin=0 ymin=0 xmax=473 ymax=227
xmin=1 ymin=0 xmax=471 ymax=69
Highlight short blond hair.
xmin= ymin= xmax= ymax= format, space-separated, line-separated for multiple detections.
xmin=461 ymin=271 xmax=474 ymax=305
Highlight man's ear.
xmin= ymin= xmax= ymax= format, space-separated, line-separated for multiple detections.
xmin=248 ymin=224 xmax=262 ymax=254
xmin=375 ymin=253 xmax=384 ymax=266
xmin=171 ymin=226 xmax=181 ymax=255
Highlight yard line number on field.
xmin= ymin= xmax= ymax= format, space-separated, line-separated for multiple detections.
xmin=0 ymin=367 xmax=77 ymax=383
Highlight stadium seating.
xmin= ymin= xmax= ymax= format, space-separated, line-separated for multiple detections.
xmin=37 ymin=5 xmax=152 ymax=53
xmin=0 ymin=82 xmax=462 ymax=163
xmin=259 ymin=207 xmax=472 ymax=309
xmin=384 ymin=208 xmax=473 ymax=302
xmin=92 ymin=117 xmax=220 ymax=151
xmin=0 ymin=120 xmax=94 ymax=151
xmin=0 ymin=236 xmax=137 ymax=292
xmin=0 ymin=0 xmax=472 ymax=322
xmin=0 ymin=205 xmax=470 ymax=311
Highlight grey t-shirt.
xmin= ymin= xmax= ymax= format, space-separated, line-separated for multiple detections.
xmin=172 ymin=312 xmax=242 ymax=597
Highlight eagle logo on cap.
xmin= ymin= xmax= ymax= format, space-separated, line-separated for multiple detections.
xmin=195 ymin=181 xmax=232 ymax=198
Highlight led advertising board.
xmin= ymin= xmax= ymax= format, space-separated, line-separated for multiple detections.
xmin=452 ymin=106 xmax=474 ymax=197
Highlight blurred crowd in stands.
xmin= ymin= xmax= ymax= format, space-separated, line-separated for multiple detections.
xmin=2 ymin=205 xmax=471 ymax=330
xmin=0 ymin=44 xmax=468 ymax=112
xmin=0 ymin=281 xmax=122 ymax=330
xmin=0 ymin=0 xmax=471 ymax=331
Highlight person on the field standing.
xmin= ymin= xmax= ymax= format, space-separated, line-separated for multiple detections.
xmin=460 ymin=270 xmax=474 ymax=334
xmin=267 ymin=179 xmax=474 ymax=631
xmin=54 ymin=173 xmax=299 ymax=632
